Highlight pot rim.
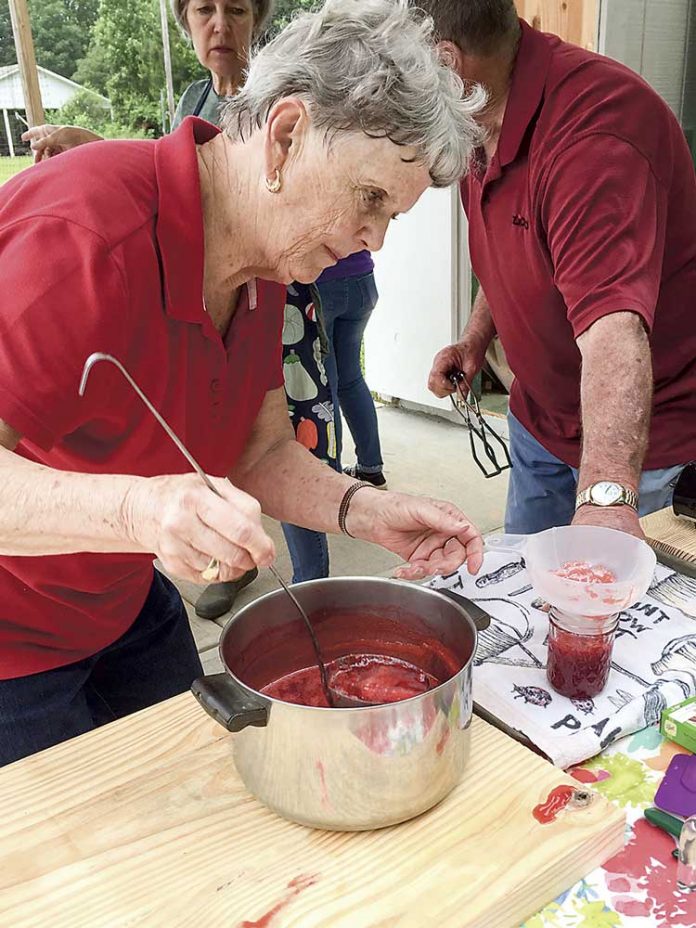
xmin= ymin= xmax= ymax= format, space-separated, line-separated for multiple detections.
xmin=216 ymin=575 xmax=479 ymax=712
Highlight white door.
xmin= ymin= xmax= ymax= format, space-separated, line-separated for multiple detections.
xmin=365 ymin=185 xmax=470 ymax=412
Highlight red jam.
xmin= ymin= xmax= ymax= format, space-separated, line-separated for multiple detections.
xmin=553 ymin=561 xmax=617 ymax=584
xmin=546 ymin=561 xmax=617 ymax=698
xmin=260 ymin=654 xmax=440 ymax=707
xmin=546 ymin=622 xmax=615 ymax=698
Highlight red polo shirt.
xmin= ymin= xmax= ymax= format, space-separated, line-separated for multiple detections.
xmin=0 ymin=117 xmax=284 ymax=678
xmin=461 ymin=20 xmax=696 ymax=468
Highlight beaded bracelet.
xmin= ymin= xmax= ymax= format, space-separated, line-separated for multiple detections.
xmin=338 ymin=482 xmax=374 ymax=538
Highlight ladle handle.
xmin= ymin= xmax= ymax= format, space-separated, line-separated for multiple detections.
xmin=80 ymin=352 xmax=222 ymax=580
xmin=268 ymin=565 xmax=334 ymax=707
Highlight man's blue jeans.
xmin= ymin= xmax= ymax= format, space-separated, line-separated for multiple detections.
xmin=505 ymin=412 xmax=685 ymax=534
xmin=0 ymin=569 xmax=203 ymax=767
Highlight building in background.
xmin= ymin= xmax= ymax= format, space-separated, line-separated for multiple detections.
xmin=0 ymin=65 xmax=110 ymax=157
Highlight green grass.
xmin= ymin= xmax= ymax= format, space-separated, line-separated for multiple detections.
xmin=0 ymin=156 xmax=34 ymax=186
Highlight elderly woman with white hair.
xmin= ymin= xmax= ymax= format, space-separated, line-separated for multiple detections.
xmin=26 ymin=0 xmax=386 ymax=619
xmin=0 ymin=0 xmax=484 ymax=767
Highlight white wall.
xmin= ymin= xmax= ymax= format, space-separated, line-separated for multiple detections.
xmin=365 ymin=185 xmax=469 ymax=411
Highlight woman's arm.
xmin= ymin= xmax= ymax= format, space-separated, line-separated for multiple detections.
xmin=230 ymin=389 xmax=484 ymax=577
xmin=0 ymin=419 xmax=275 ymax=581
xmin=21 ymin=125 xmax=104 ymax=163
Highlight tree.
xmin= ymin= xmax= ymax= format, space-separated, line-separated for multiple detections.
xmin=270 ymin=0 xmax=317 ymax=34
xmin=0 ymin=0 xmax=98 ymax=75
xmin=56 ymin=88 xmax=147 ymax=140
xmin=73 ymin=0 xmax=201 ymax=135
xmin=0 ymin=3 xmax=13 ymax=67
xmin=0 ymin=0 xmax=322 ymax=137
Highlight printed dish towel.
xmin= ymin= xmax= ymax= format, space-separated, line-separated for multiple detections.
xmin=427 ymin=547 xmax=696 ymax=768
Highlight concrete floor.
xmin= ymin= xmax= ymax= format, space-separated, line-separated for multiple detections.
xmin=170 ymin=404 xmax=510 ymax=675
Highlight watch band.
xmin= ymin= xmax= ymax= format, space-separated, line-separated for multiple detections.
xmin=575 ymin=483 xmax=639 ymax=512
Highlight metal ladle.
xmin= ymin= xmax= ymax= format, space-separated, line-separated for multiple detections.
xmin=78 ymin=352 xmax=337 ymax=708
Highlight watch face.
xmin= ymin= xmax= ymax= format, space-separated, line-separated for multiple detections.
xmin=591 ymin=482 xmax=623 ymax=506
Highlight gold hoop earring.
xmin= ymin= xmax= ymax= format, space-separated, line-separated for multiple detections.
xmin=265 ymin=169 xmax=282 ymax=193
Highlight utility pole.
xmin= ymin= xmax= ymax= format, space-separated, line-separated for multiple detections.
xmin=8 ymin=0 xmax=45 ymax=127
xmin=159 ymin=0 xmax=176 ymax=129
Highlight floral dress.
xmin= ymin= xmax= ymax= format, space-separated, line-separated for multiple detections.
xmin=282 ymin=282 xmax=337 ymax=471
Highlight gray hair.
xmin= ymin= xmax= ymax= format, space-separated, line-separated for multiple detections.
xmin=170 ymin=0 xmax=274 ymax=41
xmin=220 ymin=0 xmax=485 ymax=186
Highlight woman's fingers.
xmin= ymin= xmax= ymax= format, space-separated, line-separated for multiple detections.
xmin=130 ymin=474 xmax=275 ymax=580
xmin=194 ymin=526 xmax=258 ymax=574
xmin=404 ymin=498 xmax=484 ymax=575
xmin=458 ymin=528 xmax=484 ymax=575
xmin=200 ymin=479 xmax=276 ymax=568
xmin=158 ymin=526 xmax=257 ymax=580
xmin=393 ymin=562 xmax=428 ymax=581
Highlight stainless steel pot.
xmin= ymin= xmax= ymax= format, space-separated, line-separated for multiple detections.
xmin=192 ymin=577 xmax=489 ymax=831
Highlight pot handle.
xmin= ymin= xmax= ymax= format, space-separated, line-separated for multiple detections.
xmin=484 ymin=533 xmax=527 ymax=554
xmin=436 ymin=589 xmax=491 ymax=632
xmin=191 ymin=673 xmax=269 ymax=733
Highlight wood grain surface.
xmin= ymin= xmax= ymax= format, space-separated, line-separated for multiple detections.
xmin=642 ymin=506 xmax=696 ymax=571
xmin=0 ymin=693 xmax=625 ymax=928
xmin=514 ymin=0 xmax=598 ymax=50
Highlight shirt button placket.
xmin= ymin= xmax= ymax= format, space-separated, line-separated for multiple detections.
xmin=210 ymin=377 xmax=223 ymax=423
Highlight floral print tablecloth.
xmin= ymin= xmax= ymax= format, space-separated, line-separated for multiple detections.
xmin=524 ymin=725 xmax=696 ymax=927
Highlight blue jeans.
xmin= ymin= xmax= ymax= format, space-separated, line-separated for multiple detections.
xmin=317 ymin=273 xmax=383 ymax=473
xmin=281 ymin=523 xmax=330 ymax=584
xmin=505 ymin=412 xmax=686 ymax=534
xmin=0 ymin=569 xmax=202 ymax=767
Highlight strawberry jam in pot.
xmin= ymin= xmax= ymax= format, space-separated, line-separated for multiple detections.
xmin=261 ymin=655 xmax=441 ymax=708
xmin=546 ymin=561 xmax=619 ymax=698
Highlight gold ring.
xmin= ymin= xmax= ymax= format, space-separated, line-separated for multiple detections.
xmin=201 ymin=558 xmax=220 ymax=582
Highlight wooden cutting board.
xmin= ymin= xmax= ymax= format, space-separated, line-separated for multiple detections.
xmin=0 ymin=693 xmax=624 ymax=928
xmin=642 ymin=506 xmax=696 ymax=576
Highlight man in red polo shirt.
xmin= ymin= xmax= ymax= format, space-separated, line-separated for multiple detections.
xmin=425 ymin=1 xmax=696 ymax=537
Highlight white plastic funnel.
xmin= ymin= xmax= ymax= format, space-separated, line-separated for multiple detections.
xmin=486 ymin=525 xmax=657 ymax=616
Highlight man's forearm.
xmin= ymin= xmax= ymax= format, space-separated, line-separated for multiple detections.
xmin=576 ymin=312 xmax=652 ymax=492
xmin=460 ymin=286 xmax=497 ymax=345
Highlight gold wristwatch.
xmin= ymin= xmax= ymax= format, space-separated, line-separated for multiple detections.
xmin=575 ymin=481 xmax=638 ymax=512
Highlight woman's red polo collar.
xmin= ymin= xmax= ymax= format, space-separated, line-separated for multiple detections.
xmin=153 ymin=117 xmax=220 ymax=323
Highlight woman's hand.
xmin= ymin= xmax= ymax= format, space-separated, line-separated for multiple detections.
xmin=123 ymin=473 xmax=276 ymax=584
xmin=346 ymin=489 xmax=484 ymax=580
xmin=21 ymin=125 xmax=104 ymax=163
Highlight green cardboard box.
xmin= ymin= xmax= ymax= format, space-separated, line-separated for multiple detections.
xmin=661 ymin=696 xmax=696 ymax=753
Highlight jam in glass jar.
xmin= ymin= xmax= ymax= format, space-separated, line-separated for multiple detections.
xmin=546 ymin=608 xmax=618 ymax=699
